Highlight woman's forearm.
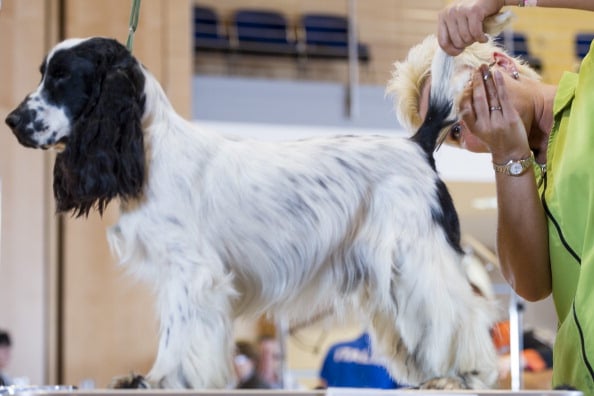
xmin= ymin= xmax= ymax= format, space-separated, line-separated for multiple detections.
xmin=495 ymin=169 xmax=551 ymax=301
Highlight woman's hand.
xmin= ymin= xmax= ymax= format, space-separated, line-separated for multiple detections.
xmin=438 ymin=0 xmax=505 ymax=55
xmin=460 ymin=64 xmax=531 ymax=162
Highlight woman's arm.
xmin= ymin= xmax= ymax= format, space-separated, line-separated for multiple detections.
xmin=505 ymin=0 xmax=594 ymax=10
xmin=439 ymin=0 xmax=594 ymax=55
xmin=461 ymin=66 xmax=552 ymax=300
xmin=495 ymin=166 xmax=551 ymax=301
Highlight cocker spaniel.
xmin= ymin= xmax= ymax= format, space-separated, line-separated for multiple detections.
xmin=5 ymin=37 xmax=498 ymax=389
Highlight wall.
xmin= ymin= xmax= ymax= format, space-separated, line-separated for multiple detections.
xmin=0 ymin=0 xmax=60 ymax=386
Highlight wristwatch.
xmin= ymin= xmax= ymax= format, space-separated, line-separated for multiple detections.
xmin=492 ymin=152 xmax=535 ymax=176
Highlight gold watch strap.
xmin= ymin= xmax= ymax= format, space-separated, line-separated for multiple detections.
xmin=492 ymin=152 xmax=535 ymax=175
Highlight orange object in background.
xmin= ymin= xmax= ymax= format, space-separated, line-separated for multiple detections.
xmin=522 ymin=349 xmax=547 ymax=372
xmin=491 ymin=320 xmax=547 ymax=372
xmin=492 ymin=320 xmax=511 ymax=354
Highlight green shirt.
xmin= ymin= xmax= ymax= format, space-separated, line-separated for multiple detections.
xmin=539 ymin=39 xmax=594 ymax=394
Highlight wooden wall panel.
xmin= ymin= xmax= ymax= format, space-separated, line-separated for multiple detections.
xmin=0 ymin=0 xmax=59 ymax=386
xmin=510 ymin=7 xmax=594 ymax=83
xmin=62 ymin=206 xmax=157 ymax=387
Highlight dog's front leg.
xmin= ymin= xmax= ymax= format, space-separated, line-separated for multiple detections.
xmin=150 ymin=269 xmax=236 ymax=389
xmin=108 ymin=218 xmax=238 ymax=389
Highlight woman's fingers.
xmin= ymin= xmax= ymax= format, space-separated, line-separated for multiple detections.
xmin=481 ymin=64 xmax=504 ymax=119
xmin=437 ymin=2 xmax=490 ymax=55
xmin=468 ymin=12 xmax=489 ymax=43
xmin=471 ymin=66 xmax=491 ymax=123
xmin=493 ymin=70 xmax=514 ymax=118
xmin=438 ymin=11 xmax=464 ymax=55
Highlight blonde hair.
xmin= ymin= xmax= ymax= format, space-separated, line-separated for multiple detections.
xmin=387 ymin=35 xmax=541 ymax=133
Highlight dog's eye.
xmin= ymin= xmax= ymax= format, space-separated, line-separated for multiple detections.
xmin=449 ymin=124 xmax=462 ymax=141
xmin=50 ymin=68 xmax=70 ymax=81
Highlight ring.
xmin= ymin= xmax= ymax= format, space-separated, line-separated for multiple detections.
xmin=489 ymin=106 xmax=502 ymax=112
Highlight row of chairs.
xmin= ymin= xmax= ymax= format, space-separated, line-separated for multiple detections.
xmin=195 ymin=5 xmax=593 ymax=71
xmin=576 ymin=33 xmax=594 ymax=60
xmin=494 ymin=31 xmax=594 ymax=73
xmin=194 ymin=6 xmax=371 ymax=62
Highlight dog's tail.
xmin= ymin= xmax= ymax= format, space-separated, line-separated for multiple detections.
xmin=410 ymin=10 xmax=514 ymax=165
xmin=409 ymin=47 xmax=457 ymax=165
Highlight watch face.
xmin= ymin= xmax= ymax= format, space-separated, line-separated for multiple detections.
xmin=509 ymin=162 xmax=523 ymax=175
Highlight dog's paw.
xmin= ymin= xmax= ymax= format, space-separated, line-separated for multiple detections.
xmin=109 ymin=373 xmax=152 ymax=389
xmin=419 ymin=376 xmax=469 ymax=390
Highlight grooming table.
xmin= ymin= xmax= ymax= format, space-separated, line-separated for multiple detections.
xmin=0 ymin=388 xmax=583 ymax=396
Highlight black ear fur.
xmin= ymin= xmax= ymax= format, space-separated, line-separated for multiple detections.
xmin=53 ymin=41 xmax=146 ymax=217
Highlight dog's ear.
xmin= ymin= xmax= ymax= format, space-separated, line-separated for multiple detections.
xmin=54 ymin=50 xmax=146 ymax=217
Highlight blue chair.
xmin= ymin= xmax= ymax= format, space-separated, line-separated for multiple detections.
xmin=232 ymin=9 xmax=298 ymax=56
xmin=493 ymin=32 xmax=542 ymax=72
xmin=575 ymin=33 xmax=594 ymax=60
xmin=300 ymin=13 xmax=370 ymax=62
xmin=194 ymin=6 xmax=230 ymax=52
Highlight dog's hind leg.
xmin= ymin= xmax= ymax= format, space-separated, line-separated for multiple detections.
xmin=366 ymin=241 xmax=497 ymax=389
xmin=370 ymin=285 xmax=478 ymax=389
xmin=369 ymin=295 xmax=453 ymax=387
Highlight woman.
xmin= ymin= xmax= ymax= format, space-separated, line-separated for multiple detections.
xmin=389 ymin=0 xmax=594 ymax=392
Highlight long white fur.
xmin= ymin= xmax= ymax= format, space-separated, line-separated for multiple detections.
xmin=14 ymin=37 xmax=502 ymax=389
xmin=102 ymin=61 xmax=500 ymax=388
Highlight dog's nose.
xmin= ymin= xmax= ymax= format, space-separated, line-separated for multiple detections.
xmin=5 ymin=112 xmax=22 ymax=129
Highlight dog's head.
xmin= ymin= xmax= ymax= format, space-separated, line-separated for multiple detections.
xmin=5 ymin=37 xmax=146 ymax=216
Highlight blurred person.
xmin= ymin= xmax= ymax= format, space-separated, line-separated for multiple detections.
xmin=233 ymin=340 xmax=271 ymax=389
xmin=389 ymin=0 xmax=594 ymax=392
xmin=0 ymin=330 xmax=12 ymax=386
xmin=256 ymin=335 xmax=282 ymax=388
xmin=318 ymin=331 xmax=404 ymax=389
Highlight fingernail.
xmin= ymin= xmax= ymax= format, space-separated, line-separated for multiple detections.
xmin=479 ymin=64 xmax=490 ymax=81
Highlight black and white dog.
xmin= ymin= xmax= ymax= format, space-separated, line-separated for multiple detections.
xmin=5 ymin=37 xmax=497 ymax=389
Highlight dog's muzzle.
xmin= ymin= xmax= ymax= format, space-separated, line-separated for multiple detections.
xmin=5 ymin=104 xmax=42 ymax=148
